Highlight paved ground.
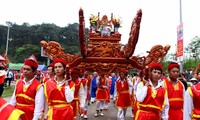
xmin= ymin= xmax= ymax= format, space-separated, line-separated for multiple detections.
xmin=3 ymin=97 xmax=133 ymax=120
xmin=79 ymin=100 xmax=133 ymax=120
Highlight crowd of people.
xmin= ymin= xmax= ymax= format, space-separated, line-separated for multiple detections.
xmin=0 ymin=54 xmax=200 ymax=120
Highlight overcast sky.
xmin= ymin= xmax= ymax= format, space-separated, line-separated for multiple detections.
xmin=0 ymin=0 xmax=199 ymax=55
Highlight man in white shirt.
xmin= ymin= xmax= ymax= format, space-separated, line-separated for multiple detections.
xmin=4 ymin=69 xmax=13 ymax=87
xmin=135 ymin=62 xmax=169 ymax=120
xmin=10 ymin=55 xmax=44 ymax=120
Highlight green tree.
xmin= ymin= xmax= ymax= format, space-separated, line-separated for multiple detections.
xmin=12 ymin=44 xmax=46 ymax=63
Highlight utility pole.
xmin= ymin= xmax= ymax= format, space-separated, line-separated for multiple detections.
xmin=6 ymin=23 xmax=10 ymax=56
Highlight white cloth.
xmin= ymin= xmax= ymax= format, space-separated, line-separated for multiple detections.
xmin=9 ymin=78 xmax=44 ymax=120
xmin=96 ymin=101 xmax=104 ymax=110
xmin=183 ymin=88 xmax=193 ymax=120
xmin=79 ymin=83 xmax=86 ymax=108
xmin=117 ymin=108 xmax=127 ymax=120
xmin=135 ymin=79 xmax=169 ymax=120
xmin=6 ymin=70 xmax=13 ymax=78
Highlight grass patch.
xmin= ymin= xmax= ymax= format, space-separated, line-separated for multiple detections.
xmin=2 ymin=85 xmax=15 ymax=98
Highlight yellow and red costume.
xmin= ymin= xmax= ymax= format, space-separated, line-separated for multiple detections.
xmin=96 ymin=78 xmax=108 ymax=101
xmin=0 ymin=97 xmax=26 ymax=120
xmin=115 ymin=79 xmax=131 ymax=108
xmin=184 ymin=83 xmax=200 ymax=120
xmin=163 ymin=78 xmax=184 ymax=120
xmin=86 ymin=75 xmax=92 ymax=101
xmin=71 ymin=79 xmax=82 ymax=118
xmin=106 ymin=77 xmax=112 ymax=103
xmin=135 ymin=82 xmax=168 ymax=120
xmin=44 ymin=79 xmax=75 ymax=120
xmin=14 ymin=78 xmax=42 ymax=120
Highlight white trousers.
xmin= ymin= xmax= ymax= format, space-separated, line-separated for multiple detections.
xmin=117 ymin=108 xmax=127 ymax=120
xmin=96 ymin=101 xmax=104 ymax=110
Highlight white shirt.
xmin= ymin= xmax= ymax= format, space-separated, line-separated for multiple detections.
xmin=78 ymin=77 xmax=87 ymax=108
xmin=135 ymin=79 xmax=169 ymax=120
xmin=183 ymin=87 xmax=194 ymax=120
xmin=78 ymin=83 xmax=86 ymax=108
xmin=9 ymin=77 xmax=44 ymax=120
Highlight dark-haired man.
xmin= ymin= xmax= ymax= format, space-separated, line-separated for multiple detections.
xmin=10 ymin=55 xmax=44 ymax=120
xmin=163 ymin=62 xmax=185 ymax=120
xmin=135 ymin=62 xmax=169 ymax=120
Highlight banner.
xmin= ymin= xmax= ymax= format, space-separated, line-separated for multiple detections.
xmin=41 ymin=47 xmax=48 ymax=57
xmin=177 ymin=23 xmax=184 ymax=60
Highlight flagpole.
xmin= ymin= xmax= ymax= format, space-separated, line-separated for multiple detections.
xmin=179 ymin=0 xmax=183 ymax=73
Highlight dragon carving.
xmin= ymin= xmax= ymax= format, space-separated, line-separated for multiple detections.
xmin=123 ymin=9 xmax=142 ymax=58
xmin=40 ymin=8 xmax=171 ymax=75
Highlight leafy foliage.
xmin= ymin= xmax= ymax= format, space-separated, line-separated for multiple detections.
xmin=0 ymin=22 xmax=89 ymax=64
xmin=162 ymin=36 xmax=200 ymax=72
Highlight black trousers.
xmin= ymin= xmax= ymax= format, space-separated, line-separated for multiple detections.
xmin=4 ymin=78 xmax=12 ymax=87
xmin=0 ymin=84 xmax=4 ymax=97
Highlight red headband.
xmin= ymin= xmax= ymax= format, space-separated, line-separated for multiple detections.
xmin=53 ymin=58 xmax=67 ymax=66
xmin=49 ymin=63 xmax=54 ymax=67
xmin=70 ymin=68 xmax=80 ymax=74
xmin=168 ymin=63 xmax=179 ymax=71
xmin=150 ymin=62 xmax=163 ymax=71
xmin=79 ymin=68 xmax=86 ymax=72
xmin=24 ymin=60 xmax=38 ymax=69
xmin=119 ymin=69 xmax=128 ymax=74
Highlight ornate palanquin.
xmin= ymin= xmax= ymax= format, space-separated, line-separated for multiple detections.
xmin=40 ymin=8 xmax=170 ymax=74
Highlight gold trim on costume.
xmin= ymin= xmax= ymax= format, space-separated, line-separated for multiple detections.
xmin=138 ymin=103 xmax=161 ymax=110
xmin=16 ymin=94 xmax=35 ymax=102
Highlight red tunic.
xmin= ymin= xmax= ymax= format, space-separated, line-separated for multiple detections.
xmin=163 ymin=78 xmax=184 ymax=120
xmin=0 ymin=75 xmax=5 ymax=84
xmin=135 ymin=85 xmax=167 ymax=120
xmin=96 ymin=78 xmax=108 ymax=101
xmin=42 ymin=77 xmax=49 ymax=83
xmin=86 ymin=76 xmax=92 ymax=100
xmin=106 ymin=78 xmax=112 ymax=102
xmin=44 ymin=80 xmax=75 ymax=120
xmin=15 ymin=79 xmax=41 ymax=120
xmin=190 ymin=83 xmax=200 ymax=119
xmin=0 ymin=98 xmax=26 ymax=120
xmin=81 ymin=78 xmax=87 ymax=86
xmin=42 ymin=77 xmax=53 ymax=83
xmin=71 ymin=79 xmax=82 ymax=118
xmin=115 ymin=79 xmax=131 ymax=108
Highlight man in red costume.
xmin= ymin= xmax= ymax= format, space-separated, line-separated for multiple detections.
xmin=135 ymin=62 xmax=169 ymax=120
xmin=184 ymin=69 xmax=200 ymax=120
xmin=95 ymin=73 xmax=108 ymax=117
xmin=0 ymin=97 xmax=26 ymax=120
xmin=114 ymin=69 xmax=133 ymax=120
xmin=80 ymin=70 xmax=92 ymax=119
xmin=78 ymin=68 xmax=90 ymax=119
xmin=42 ymin=63 xmax=55 ymax=83
xmin=44 ymin=58 xmax=75 ymax=120
xmin=70 ymin=67 xmax=86 ymax=119
xmin=0 ymin=64 xmax=6 ymax=97
xmin=9 ymin=54 xmax=44 ymax=120
xmin=163 ymin=62 xmax=184 ymax=120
